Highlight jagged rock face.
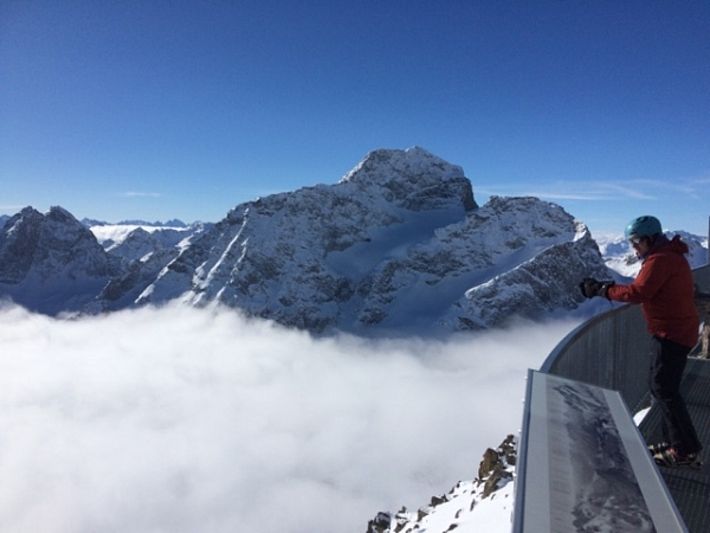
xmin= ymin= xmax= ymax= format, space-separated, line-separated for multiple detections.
xmin=357 ymin=197 xmax=609 ymax=331
xmin=96 ymin=226 xmax=206 ymax=311
xmin=0 ymin=207 xmax=122 ymax=313
xmin=0 ymin=207 xmax=43 ymax=284
xmin=367 ymin=435 xmax=517 ymax=533
xmin=105 ymin=227 xmax=192 ymax=262
xmin=0 ymin=215 xmax=10 ymax=230
xmin=447 ymin=226 xmax=610 ymax=330
xmin=340 ymin=147 xmax=477 ymax=212
xmin=130 ymin=147 xmax=479 ymax=331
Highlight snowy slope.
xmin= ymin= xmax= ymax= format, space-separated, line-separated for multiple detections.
xmin=368 ymin=436 xmax=516 ymax=533
xmin=127 ymin=147 xmax=477 ymax=328
xmin=446 ymin=224 xmax=609 ymax=330
xmin=113 ymin=148 xmax=609 ymax=333
xmin=90 ymin=223 xmax=195 ymax=250
xmin=1 ymin=148 xmax=613 ymax=330
xmin=355 ymin=197 xmax=609 ymax=332
xmin=95 ymin=225 xmax=210 ymax=311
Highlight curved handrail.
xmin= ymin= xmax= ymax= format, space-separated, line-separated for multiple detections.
xmin=541 ymin=263 xmax=710 ymax=412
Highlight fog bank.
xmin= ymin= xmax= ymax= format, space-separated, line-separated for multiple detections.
xmin=0 ymin=303 xmax=580 ymax=532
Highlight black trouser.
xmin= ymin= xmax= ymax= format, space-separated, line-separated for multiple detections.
xmin=649 ymin=336 xmax=702 ymax=455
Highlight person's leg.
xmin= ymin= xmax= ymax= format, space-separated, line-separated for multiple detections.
xmin=649 ymin=337 xmax=702 ymax=456
xmin=649 ymin=341 xmax=671 ymax=444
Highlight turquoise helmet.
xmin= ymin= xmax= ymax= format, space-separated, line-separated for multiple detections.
xmin=624 ymin=215 xmax=662 ymax=239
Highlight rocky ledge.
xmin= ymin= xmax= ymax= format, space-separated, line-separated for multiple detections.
xmin=367 ymin=435 xmax=517 ymax=533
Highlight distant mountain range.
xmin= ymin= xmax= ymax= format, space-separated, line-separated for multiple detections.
xmin=596 ymin=231 xmax=708 ymax=279
xmin=4 ymin=147 xmax=703 ymax=334
xmin=81 ymin=217 xmax=190 ymax=228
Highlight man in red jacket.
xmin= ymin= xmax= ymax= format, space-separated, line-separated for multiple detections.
xmin=581 ymin=215 xmax=702 ymax=468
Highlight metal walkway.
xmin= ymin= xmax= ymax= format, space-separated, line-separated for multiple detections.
xmin=514 ymin=263 xmax=710 ymax=532
xmin=639 ymin=357 xmax=710 ymax=533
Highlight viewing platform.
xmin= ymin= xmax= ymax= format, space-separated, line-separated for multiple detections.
xmin=514 ymin=263 xmax=710 ymax=532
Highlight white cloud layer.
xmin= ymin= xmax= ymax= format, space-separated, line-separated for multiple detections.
xmin=0 ymin=303 xmax=580 ymax=533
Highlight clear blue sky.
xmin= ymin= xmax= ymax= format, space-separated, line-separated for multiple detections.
xmin=1 ymin=1 xmax=709 ymax=235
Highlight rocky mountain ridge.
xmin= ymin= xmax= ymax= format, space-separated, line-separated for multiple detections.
xmin=1 ymin=147 xmax=611 ymax=331
xmin=0 ymin=206 xmax=123 ymax=314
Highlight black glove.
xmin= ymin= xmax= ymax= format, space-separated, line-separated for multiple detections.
xmin=580 ymin=278 xmax=614 ymax=299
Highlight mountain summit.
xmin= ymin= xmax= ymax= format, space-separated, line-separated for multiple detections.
xmin=0 ymin=148 xmax=610 ymax=332
xmin=0 ymin=206 xmax=122 ymax=313
xmin=339 ymin=147 xmax=477 ymax=211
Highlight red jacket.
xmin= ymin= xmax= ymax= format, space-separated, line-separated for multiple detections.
xmin=607 ymin=236 xmax=699 ymax=348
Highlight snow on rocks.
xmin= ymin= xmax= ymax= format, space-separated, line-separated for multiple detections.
xmin=357 ymin=197 xmax=608 ymax=331
xmin=124 ymin=150 xmax=609 ymax=333
xmin=0 ymin=206 xmax=122 ymax=313
xmin=129 ymin=147 xmax=478 ymax=331
xmin=339 ymin=147 xmax=477 ymax=212
xmin=447 ymin=224 xmax=609 ymax=330
xmin=367 ymin=435 xmax=517 ymax=533
xmin=1 ymin=148 xmax=616 ymax=331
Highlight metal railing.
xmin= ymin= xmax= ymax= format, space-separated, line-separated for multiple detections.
xmin=540 ymin=263 xmax=710 ymax=412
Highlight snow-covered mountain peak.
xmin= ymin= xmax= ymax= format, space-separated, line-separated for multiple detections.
xmin=3 ymin=206 xmax=41 ymax=234
xmin=47 ymin=205 xmax=77 ymax=221
xmin=17 ymin=205 xmax=42 ymax=217
xmin=342 ymin=146 xmax=463 ymax=182
xmin=0 ymin=205 xmax=122 ymax=313
xmin=1 ymin=149 xmax=614 ymax=330
xmin=473 ymin=196 xmax=575 ymax=237
xmin=339 ymin=147 xmax=476 ymax=212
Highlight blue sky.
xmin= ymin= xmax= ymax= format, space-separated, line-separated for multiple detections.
xmin=1 ymin=1 xmax=709 ymax=235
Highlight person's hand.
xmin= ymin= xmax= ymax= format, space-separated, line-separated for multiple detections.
xmin=580 ymin=278 xmax=614 ymax=298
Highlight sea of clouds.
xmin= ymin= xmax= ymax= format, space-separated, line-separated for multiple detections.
xmin=0 ymin=302 xmax=581 ymax=533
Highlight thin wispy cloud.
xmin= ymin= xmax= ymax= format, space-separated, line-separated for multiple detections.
xmin=476 ymin=175 xmax=708 ymax=203
xmin=621 ymin=176 xmax=710 ymax=201
xmin=0 ymin=303 xmax=579 ymax=533
xmin=119 ymin=191 xmax=163 ymax=198
xmin=476 ymin=182 xmax=638 ymax=202
xmin=475 ymin=186 xmax=605 ymax=201
xmin=682 ymin=175 xmax=710 ymax=198
xmin=520 ymin=192 xmax=609 ymax=201
xmin=627 ymin=179 xmax=697 ymax=196
xmin=602 ymin=183 xmax=656 ymax=201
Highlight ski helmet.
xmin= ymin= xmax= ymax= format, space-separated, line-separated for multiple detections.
xmin=624 ymin=215 xmax=662 ymax=239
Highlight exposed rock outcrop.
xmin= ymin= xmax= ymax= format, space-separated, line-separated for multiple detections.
xmin=366 ymin=435 xmax=517 ymax=533
xmin=0 ymin=206 xmax=122 ymax=313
